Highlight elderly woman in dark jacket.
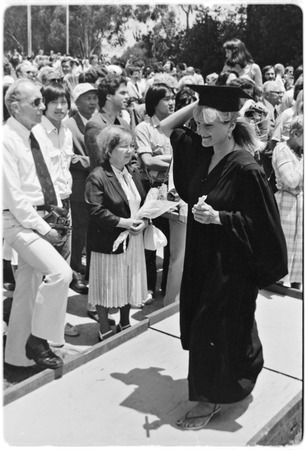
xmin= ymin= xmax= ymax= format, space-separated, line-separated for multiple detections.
xmin=85 ymin=125 xmax=148 ymax=341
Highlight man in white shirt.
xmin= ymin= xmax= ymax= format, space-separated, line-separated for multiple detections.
xmin=3 ymin=79 xmax=72 ymax=369
xmin=33 ymin=82 xmax=87 ymax=330
xmin=262 ymin=80 xmax=285 ymax=143
xmin=33 ymin=82 xmax=73 ymax=261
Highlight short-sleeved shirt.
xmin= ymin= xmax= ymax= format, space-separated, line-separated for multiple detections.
xmin=135 ymin=114 xmax=172 ymax=183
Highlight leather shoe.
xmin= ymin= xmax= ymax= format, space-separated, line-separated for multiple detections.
xmin=25 ymin=338 xmax=63 ymax=369
xmin=70 ymin=272 xmax=88 ymax=295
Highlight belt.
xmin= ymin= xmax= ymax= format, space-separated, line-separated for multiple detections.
xmin=3 ymin=206 xmax=45 ymax=211
xmin=3 ymin=200 xmax=70 ymax=213
xmin=36 ymin=199 xmax=70 ymax=211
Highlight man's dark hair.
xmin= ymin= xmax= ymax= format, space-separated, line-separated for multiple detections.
xmin=41 ymin=81 xmax=71 ymax=112
xmin=145 ymin=83 xmax=171 ymax=117
xmin=97 ymin=75 xmax=126 ymax=108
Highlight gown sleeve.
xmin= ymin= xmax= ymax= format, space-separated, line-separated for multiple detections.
xmin=170 ymin=127 xmax=201 ymax=203
xmin=219 ymin=162 xmax=288 ymax=289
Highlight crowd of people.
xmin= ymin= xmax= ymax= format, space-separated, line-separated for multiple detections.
xmin=2 ymin=37 xmax=303 ymax=429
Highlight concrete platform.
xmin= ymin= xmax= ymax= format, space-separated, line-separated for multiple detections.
xmin=151 ymin=290 xmax=303 ymax=380
xmin=2 ymin=289 xmax=303 ymax=446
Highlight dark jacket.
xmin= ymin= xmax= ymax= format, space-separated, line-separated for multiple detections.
xmin=84 ymin=112 xmax=129 ymax=172
xmin=65 ymin=112 xmax=90 ymax=203
xmin=85 ymin=160 xmax=146 ymax=254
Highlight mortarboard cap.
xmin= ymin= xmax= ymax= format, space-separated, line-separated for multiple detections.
xmin=187 ymin=84 xmax=252 ymax=112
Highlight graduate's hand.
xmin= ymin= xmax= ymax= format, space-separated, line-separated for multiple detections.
xmin=192 ymin=202 xmax=220 ymax=225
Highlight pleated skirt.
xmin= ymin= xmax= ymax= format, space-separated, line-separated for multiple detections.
xmin=88 ymin=234 xmax=148 ymax=308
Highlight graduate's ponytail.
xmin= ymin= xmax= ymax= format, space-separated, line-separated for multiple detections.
xmin=233 ymin=117 xmax=266 ymax=155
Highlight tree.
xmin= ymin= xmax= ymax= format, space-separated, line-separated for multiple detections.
xmin=245 ymin=4 xmax=303 ymax=68
xmin=134 ymin=5 xmax=181 ymax=62
xmin=180 ymin=4 xmax=194 ymax=31
xmin=4 ymin=4 xmax=141 ymax=58
xmin=4 ymin=6 xmax=28 ymax=55
xmin=176 ymin=7 xmax=223 ymax=75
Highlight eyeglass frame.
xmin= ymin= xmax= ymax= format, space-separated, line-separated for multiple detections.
xmin=17 ymin=97 xmax=45 ymax=108
xmin=268 ymin=91 xmax=284 ymax=96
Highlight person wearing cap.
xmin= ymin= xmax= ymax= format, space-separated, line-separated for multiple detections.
xmin=160 ymin=84 xmax=287 ymax=430
xmin=65 ymin=83 xmax=98 ymax=297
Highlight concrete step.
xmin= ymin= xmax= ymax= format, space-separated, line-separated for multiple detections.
xmin=3 ymin=290 xmax=302 ymax=446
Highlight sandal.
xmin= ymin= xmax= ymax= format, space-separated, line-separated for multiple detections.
xmin=176 ymin=404 xmax=221 ymax=430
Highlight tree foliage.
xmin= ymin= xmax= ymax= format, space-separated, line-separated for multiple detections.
xmin=3 ymin=5 xmax=28 ymax=53
xmin=245 ymin=4 xmax=303 ymax=67
xmin=3 ymin=3 xmax=303 ymax=73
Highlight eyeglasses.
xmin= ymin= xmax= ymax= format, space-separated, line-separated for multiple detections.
xmin=30 ymin=98 xmax=44 ymax=107
xmin=18 ymin=97 xmax=44 ymax=107
xmin=118 ymin=144 xmax=136 ymax=151
xmin=49 ymin=78 xmax=64 ymax=83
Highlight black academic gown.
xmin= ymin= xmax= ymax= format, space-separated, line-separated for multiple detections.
xmin=171 ymin=127 xmax=288 ymax=404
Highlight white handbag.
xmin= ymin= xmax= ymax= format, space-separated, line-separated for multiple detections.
xmin=144 ymin=223 xmax=167 ymax=251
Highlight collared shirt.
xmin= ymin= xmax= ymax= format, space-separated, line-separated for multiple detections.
xmin=127 ymin=80 xmax=145 ymax=102
xmin=2 ymin=116 xmax=54 ymax=235
xmin=135 ymin=114 xmax=172 ymax=183
xmin=78 ymin=113 xmax=89 ymax=126
xmin=33 ymin=115 xmax=73 ymax=199
xmin=111 ymin=165 xmax=141 ymax=218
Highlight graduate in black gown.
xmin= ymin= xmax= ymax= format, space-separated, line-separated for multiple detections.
xmin=160 ymin=85 xmax=288 ymax=430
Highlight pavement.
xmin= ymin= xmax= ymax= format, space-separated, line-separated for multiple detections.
xmin=2 ymin=283 xmax=303 ymax=447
